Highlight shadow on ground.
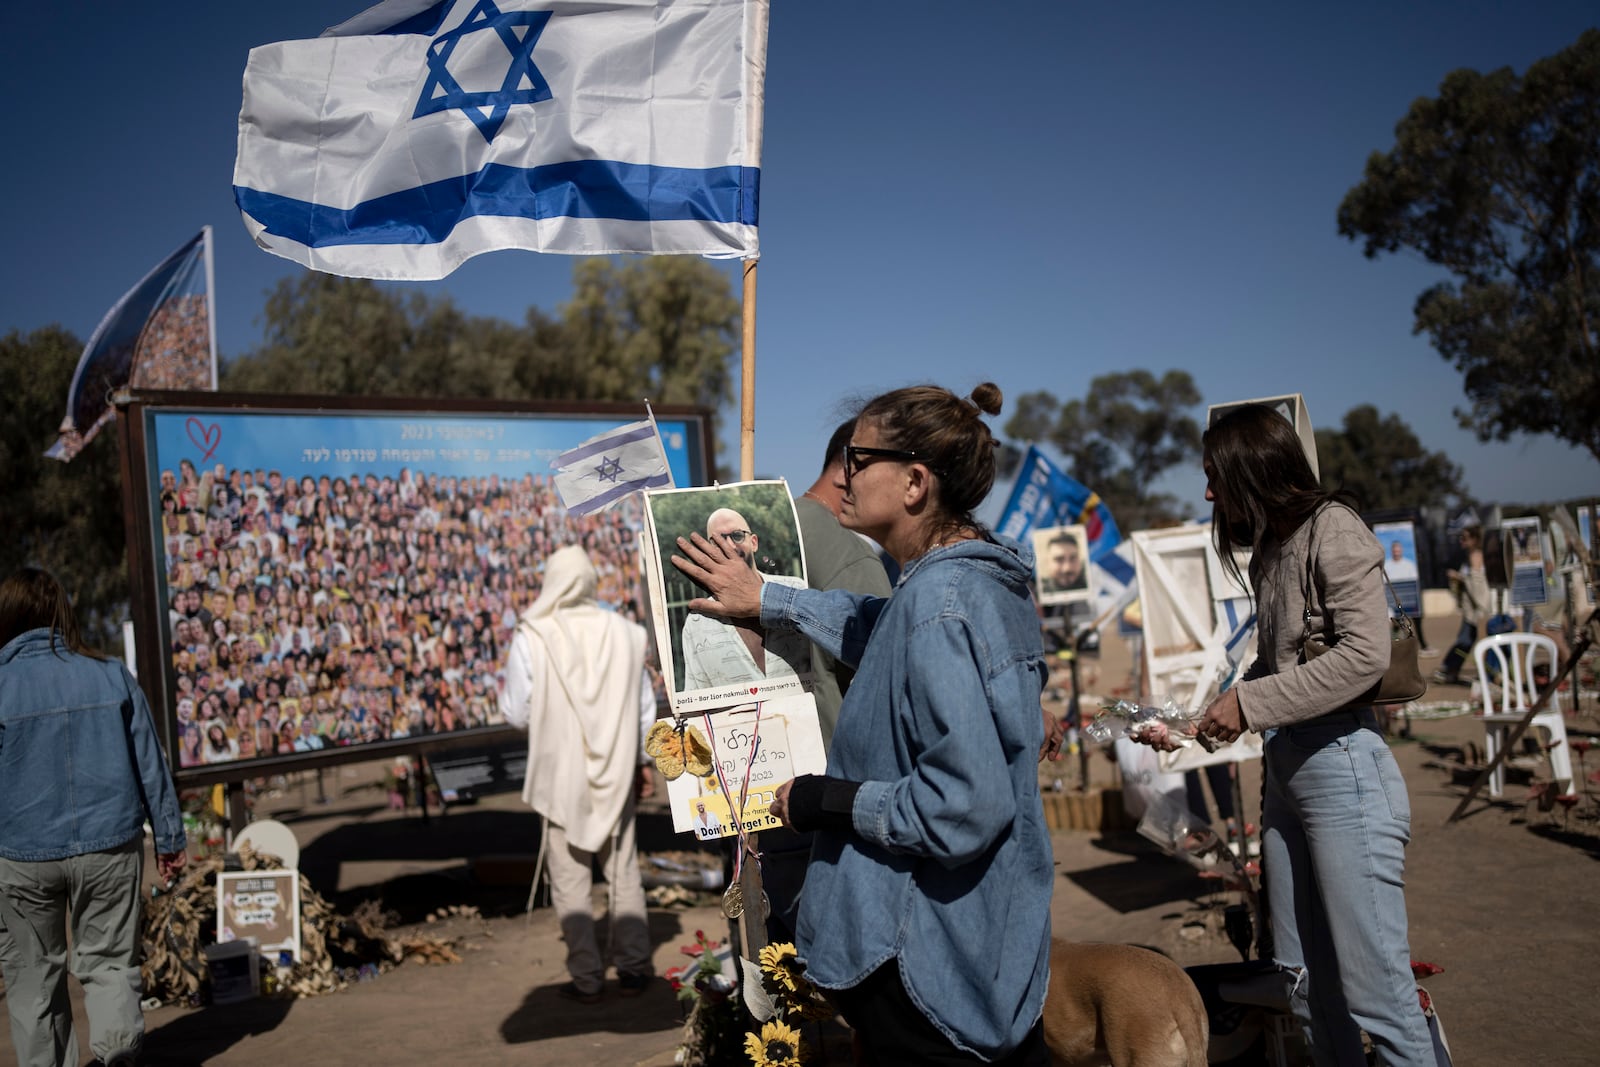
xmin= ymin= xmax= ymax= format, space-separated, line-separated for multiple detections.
xmin=143 ymin=997 xmax=295 ymax=1065
xmin=296 ymin=805 xmax=722 ymax=923
xmin=1062 ymin=833 xmax=1210 ymax=914
xmin=500 ymin=974 xmax=684 ymax=1044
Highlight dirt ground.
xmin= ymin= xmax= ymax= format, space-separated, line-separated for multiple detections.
xmin=4 ymin=612 xmax=1599 ymax=1066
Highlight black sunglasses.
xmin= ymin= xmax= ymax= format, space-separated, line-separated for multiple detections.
xmin=843 ymin=445 xmax=921 ymax=487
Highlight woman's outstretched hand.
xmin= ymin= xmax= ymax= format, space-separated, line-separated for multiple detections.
xmin=671 ymin=533 xmax=763 ymax=617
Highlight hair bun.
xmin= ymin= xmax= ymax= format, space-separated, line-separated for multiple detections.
xmin=969 ymin=382 xmax=1003 ymax=417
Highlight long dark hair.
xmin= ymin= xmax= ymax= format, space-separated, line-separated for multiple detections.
xmin=0 ymin=567 xmax=105 ymax=659
xmin=858 ymin=382 xmax=1003 ymax=541
xmin=1203 ymin=405 xmax=1357 ymax=590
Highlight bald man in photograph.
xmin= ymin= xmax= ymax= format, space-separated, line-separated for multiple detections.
xmin=679 ymin=507 xmax=809 ymax=691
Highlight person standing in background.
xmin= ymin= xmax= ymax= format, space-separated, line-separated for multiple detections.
xmin=792 ymin=419 xmax=895 ymax=745
xmin=0 ymin=567 xmax=187 ymax=1067
xmin=1143 ymin=405 xmax=1436 ymax=1065
xmin=499 ymin=546 xmax=656 ymax=1004
xmin=1433 ymin=524 xmax=1489 ymax=686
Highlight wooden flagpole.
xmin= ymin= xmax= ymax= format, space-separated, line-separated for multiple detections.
xmin=740 ymin=259 xmax=758 ymax=481
xmin=735 ymin=257 xmax=769 ymax=955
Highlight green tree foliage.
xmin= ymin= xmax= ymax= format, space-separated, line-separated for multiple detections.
xmin=1007 ymin=370 xmax=1203 ymax=531
xmin=1314 ymin=405 xmax=1472 ymax=511
xmin=223 ymin=257 xmax=738 ymax=411
xmin=222 ymin=274 xmax=568 ymax=399
xmin=1337 ymin=29 xmax=1600 ymax=464
xmin=0 ymin=327 xmax=129 ymax=646
xmin=557 ymin=258 xmax=738 ymax=409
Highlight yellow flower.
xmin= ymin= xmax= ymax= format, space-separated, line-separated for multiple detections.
xmin=758 ymin=942 xmax=804 ymax=997
xmin=745 ymin=1019 xmax=805 ymax=1065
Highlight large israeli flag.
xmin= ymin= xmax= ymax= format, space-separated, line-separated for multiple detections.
xmin=234 ymin=0 xmax=767 ymax=280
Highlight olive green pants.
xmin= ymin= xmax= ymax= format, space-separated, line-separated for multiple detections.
xmin=0 ymin=837 xmax=145 ymax=1067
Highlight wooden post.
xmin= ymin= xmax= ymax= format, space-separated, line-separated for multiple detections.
xmin=736 ymin=257 xmax=768 ymax=955
xmin=740 ymin=259 xmax=757 ymax=482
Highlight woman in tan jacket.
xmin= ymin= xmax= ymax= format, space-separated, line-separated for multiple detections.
xmin=1172 ymin=405 xmax=1436 ymax=1066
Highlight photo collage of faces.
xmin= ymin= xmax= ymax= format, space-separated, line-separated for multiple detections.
xmin=161 ymin=460 xmax=651 ymax=768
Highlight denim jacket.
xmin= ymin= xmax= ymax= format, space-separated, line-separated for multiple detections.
xmin=0 ymin=629 xmax=186 ymax=861
xmin=761 ymin=535 xmax=1052 ymax=1060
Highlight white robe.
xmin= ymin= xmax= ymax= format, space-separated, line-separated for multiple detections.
xmin=499 ymin=546 xmax=648 ymax=853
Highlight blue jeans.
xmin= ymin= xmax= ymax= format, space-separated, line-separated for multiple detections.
xmin=1263 ymin=713 xmax=1435 ymax=1066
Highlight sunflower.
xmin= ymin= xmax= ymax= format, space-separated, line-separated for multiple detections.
xmin=744 ymin=1019 xmax=806 ymax=1065
xmin=758 ymin=942 xmax=805 ymax=998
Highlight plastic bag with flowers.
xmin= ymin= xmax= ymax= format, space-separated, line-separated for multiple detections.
xmin=1083 ymin=694 xmax=1201 ymax=746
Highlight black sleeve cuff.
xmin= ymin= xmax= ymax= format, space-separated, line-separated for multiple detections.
xmin=785 ymin=775 xmax=861 ymax=833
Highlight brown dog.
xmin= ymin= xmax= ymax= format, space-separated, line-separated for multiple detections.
xmin=1041 ymin=939 xmax=1209 ymax=1067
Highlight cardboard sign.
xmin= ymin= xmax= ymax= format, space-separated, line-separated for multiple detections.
xmin=666 ymin=692 xmax=826 ymax=840
xmin=1372 ymin=520 xmax=1422 ymax=617
xmin=217 ymin=870 xmax=301 ymax=961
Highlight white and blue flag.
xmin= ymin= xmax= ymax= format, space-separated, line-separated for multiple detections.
xmin=552 ymin=418 xmax=673 ymax=515
xmin=234 ymin=0 xmax=767 ymax=280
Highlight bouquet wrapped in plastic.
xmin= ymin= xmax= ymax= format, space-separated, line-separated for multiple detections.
xmin=1083 ymin=695 xmax=1202 ymax=746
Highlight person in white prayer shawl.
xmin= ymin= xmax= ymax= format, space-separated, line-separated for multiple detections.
xmin=499 ymin=546 xmax=657 ymax=1003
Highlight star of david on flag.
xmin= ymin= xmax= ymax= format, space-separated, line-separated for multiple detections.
xmin=413 ymin=0 xmax=551 ymax=142
xmin=234 ymin=0 xmax=767 ymax=280
xmin=552 ymin=419 xmax=674 ymax=516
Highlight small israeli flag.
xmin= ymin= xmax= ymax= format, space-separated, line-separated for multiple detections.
xmin=552 ymin=419 xmax=673 ymax=516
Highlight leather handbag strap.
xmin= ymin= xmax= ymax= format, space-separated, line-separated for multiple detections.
xmin=1298 ymin=508 xmax=1415 ymax=654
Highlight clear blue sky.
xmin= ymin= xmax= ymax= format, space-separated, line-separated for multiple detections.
xmin=4 ymin=2 xmax=1597 ymax=514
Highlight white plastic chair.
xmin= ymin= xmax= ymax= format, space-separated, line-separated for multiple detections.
xmin=1472 ymin=632 xmax=1573 ymax=798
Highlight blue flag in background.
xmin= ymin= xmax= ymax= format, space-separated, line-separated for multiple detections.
xmin=46 ymin=228 xmax=215 ymax=462
xmin=997 ymin=445 xmax=1134 ymax=585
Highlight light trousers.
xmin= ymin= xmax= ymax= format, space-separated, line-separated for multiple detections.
xmin=545 ymin=798 xmax=652 ymax=994
xmin=0 ymin=837 xmax=146 ymax=1067
xmin=1263 ymin=713 xmax=1436 ymax=1066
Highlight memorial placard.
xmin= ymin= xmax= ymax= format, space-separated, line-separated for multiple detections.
xmin=217 ymin=869 xmax=301 ymax=961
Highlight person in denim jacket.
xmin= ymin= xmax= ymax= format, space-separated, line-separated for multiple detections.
xmin=1152 ymin=406 xmax=1436 ymax=1066
xmin=674 ymin=383 xmax=1052 ymax=1066
xmin=0 ymin=568 xmax=187 ymax=1067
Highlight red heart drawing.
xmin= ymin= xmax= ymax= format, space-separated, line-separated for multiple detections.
xmin=185 ymin=418 xmax=222 ymax=464
xmin=749 ymin=687 xmax=759 ymax=695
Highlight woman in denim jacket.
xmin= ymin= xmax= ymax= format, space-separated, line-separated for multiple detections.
xmin=0 ymin=568 xmax=188 ymax=1067
xmin=1170 ymin=406 xmax=1436 ymax=1065
xmin=674 ymin=383 xmax=1052 ymax=1066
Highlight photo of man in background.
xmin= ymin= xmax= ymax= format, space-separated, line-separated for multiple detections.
xmin=1032 ymin=525 xmax=1091 ymax=604
xmin=1385 ymin=540 xmax=1419 ymax=582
